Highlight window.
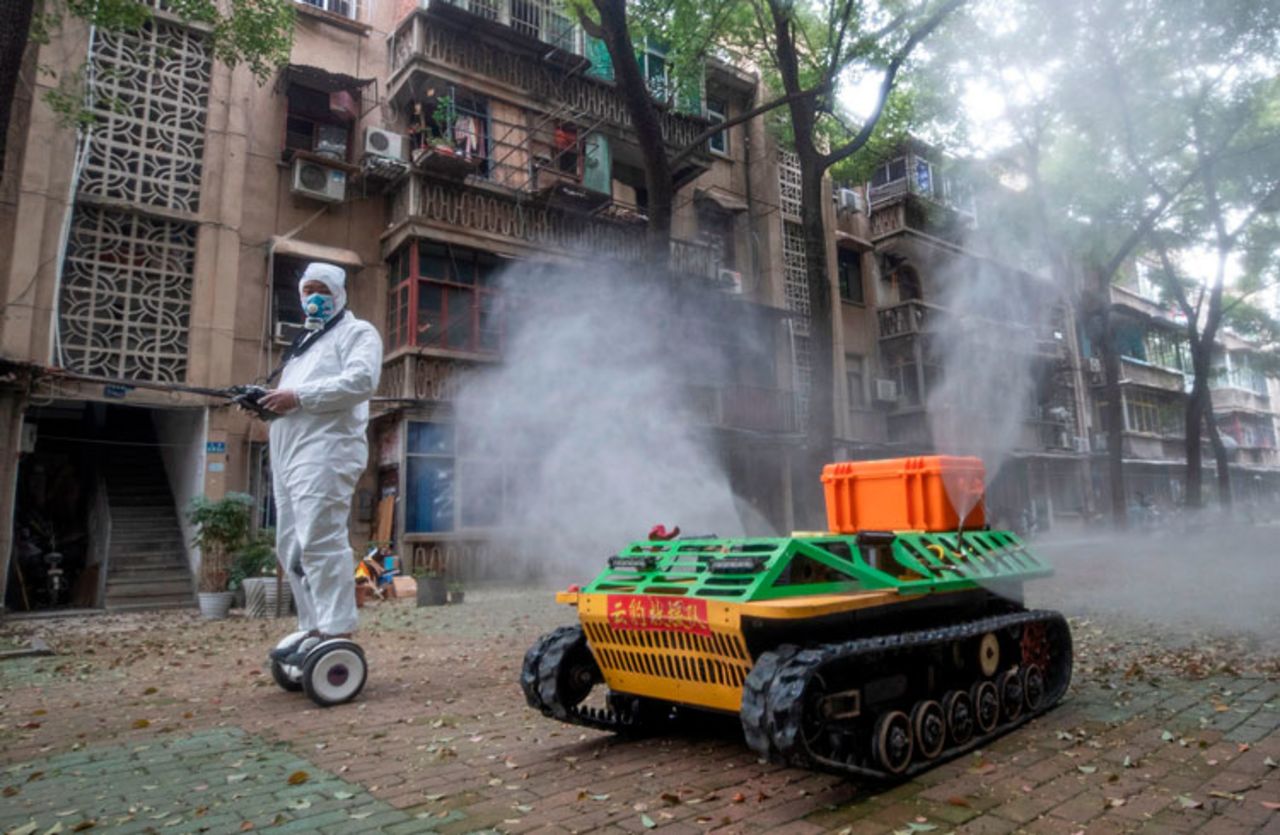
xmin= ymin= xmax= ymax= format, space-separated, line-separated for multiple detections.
xmin=405 ymin=423 xmax=455 ymax=533
xmin=707 ymin=97 xmax=729 ymax=155
xmin=640 ymin=45 xmax=670 ymax=101
xmin=846 ymin=354 xmax=866 ymax=410
xmin=284 ymin=84 xmax=355 ymax=161
xmin=404 ymin=421 xmax=525 ymax=532
xmin=871 ymin=157 xmax=907 ymax=187
xmin=386 ymin=241 xmax=503 ymax=354
xmin=297 ymin=0 xmax=354 ymax=18
xmin=698 ymin=209 xmax=736 ymax=270
xmin=1125 ymin=392 xmax=1178 ymax=435
xmin=838 ymin=249 xmax=864 ymax=304
xmin=914 ymin=158 xmax=934 ymax=196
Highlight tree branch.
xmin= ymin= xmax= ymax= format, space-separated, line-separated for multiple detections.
xmin=670 ymin=85 xmax=823 ymax=167
xmin=821 ymin=0 xmax=967 ymax=169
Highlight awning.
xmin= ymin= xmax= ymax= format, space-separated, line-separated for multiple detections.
xmin=281 ymin=64 xmax=375 ymax=94
xmin=836 ymin=229 xmax=872 ymax=249
xmin=695 ymin=186 xmax=749 ymax=213
xmin=271 ymin=237 xmax=364 ymax=269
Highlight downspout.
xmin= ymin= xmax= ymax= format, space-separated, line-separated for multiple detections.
xmin=48 ymin=23 xmax=100 ymax=367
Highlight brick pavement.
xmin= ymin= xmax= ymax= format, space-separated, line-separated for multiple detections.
xmin=1 ymin=588 xmax=1277 ymax=834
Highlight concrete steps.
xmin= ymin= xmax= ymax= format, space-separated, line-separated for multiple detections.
xmin=104 ymin=446 xmax=194 ymax=612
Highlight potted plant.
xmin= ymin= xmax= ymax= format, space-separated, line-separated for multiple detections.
xmin=430 ymin=94 xmax=456 ymax=154
xmin=235 ymin=529 xmax=291 ymax=618
xmin=447 ymin=580 xmax=465 ymax=605
xmin=188 ymin=493 xmax=253 ymax=620
xmin=415 ymin=567 xmax=447 ymax=607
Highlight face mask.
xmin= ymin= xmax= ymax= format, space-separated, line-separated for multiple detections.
xmin=302 ymin=292 xmax=335 ymax=327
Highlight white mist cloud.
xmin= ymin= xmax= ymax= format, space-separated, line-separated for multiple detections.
xmin=452 ymin=264 xmax=762 ymax=581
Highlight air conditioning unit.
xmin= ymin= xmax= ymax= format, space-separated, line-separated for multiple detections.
xmin=291 ymin=157 xmax=347 ymax=203
xmin=717 ymin=268 xmax=744 ymax=294
xmin=836 ymin=187 xmax=865 ymax=214
xmin=363 ymin=127 xmax=407 ymax=162
xmin=1072 ymin=435 xmax=1090 ymax=453
xmin=874 ymin=378 xmax=898 ymax=402
xmin=1091 ymin=432 xmax=1108 ymax=451
xmin=274 ymin=320 xmax=307 ymax=345
xmin=1087 ymin=356 xmax=1102 ymax=374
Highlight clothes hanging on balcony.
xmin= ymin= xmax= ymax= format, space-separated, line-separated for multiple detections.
xmin=454 ymin=115 xmax=480 ymax=160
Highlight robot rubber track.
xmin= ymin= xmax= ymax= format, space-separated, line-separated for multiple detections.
xmin=741 ymin=609 xmax=1073 ymax=781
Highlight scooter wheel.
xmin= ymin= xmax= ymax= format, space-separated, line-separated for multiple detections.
xmin=270 ymin=659 xmax=303 ymax=692
xmin=301 ymin=640 xmax=367 ymax=707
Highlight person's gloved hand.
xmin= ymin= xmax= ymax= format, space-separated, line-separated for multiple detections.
xmin=259 ymin=389 xmax=300 ymax=415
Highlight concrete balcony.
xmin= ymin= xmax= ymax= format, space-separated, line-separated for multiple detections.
xmin=687 ymin=384 xmax=798 ymax=434
xmin=1210 ymin=385 xmax=1270 ymax=414
xmin=1117 ymin=357 xmax=1187 ymax=393
xmin=876 ymin=299 xmax=1065 ymax=359
xmin=387 ymin=173 xmax=726 ymax=285
xmin=377 ymin=351 xmax=475 ymax=403
xmin=388 ymin=0 xmax=713 ymax=161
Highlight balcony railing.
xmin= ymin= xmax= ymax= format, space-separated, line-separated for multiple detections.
xmin=1118 ymin=357 xmax=1187 ymax=392
xmin=876 ymin=299 xmax=1062 ymax=358
xmin=1210 ymin=384 xmax=1270 ymax=412
xmin=687 ymin=384 xmax=796 ymax=433
xmin=390 ymin=173 xmax=725 ymax=284
xmin=389 ymin=1 xmax=712 ymax=153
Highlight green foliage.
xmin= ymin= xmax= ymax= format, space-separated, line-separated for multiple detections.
xmin=32 ymin=0 xmax=294 ymax=127
xmin=228 ymin=528 xmax=277 ymax=591
xmin=188 ymin=493 xmax=255 ymax=592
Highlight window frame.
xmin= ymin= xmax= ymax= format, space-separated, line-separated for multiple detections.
xmin=706 ymin=96 xmax=729 ymax=156
xmin=845 ymin=353 xmax=866 ymax=411
xmin=295 ymin=0 xmax=358 ymax=21
xmin=837 ymin=248 xmax=865 ymax=305
xmin=283 ymin=82 xmax=356 ymax=163
xmin=386 ymin=241 xmax=503 ymax=355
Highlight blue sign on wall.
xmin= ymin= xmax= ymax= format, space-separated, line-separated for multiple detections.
xmin=206 ymin=441 xmax=227 ymax=454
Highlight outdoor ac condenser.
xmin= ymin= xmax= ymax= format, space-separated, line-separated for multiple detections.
xmin=291 ymin=157 xmax=347 ymax=203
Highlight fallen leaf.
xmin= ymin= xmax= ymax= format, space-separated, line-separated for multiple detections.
xmin=1208 ymin=791 xmax=1243 ymax=802
xmin=70 ymin=822 xmax=95 ymax=832
xmin=946 ymin=796 xmax=971 ymax=808
xmin=3 ymin=786 xmax=19 ymax=797
xmin=1107 ymin=798 xmax=1126 ymax=808
xmin=349 ymin=811 xmax=373 ymax=820
xmin=1238 ymin=743 xmax=1250 ymax=753
xmin=131 ymin=720 xmax=150 ymax=730
xmin=7 ymin=823 xmax=37 ymax=835
xmin=590 ymin=794 xmax=610 ymax=802
xmin=333 ymin=791 xmax=353 ymax=800
xmin=1261 ymin=801 xmax=1280 ymax=811
xmin=286 ymin=771 xmax=309 ymax=786
xmin=1265 ymin=757 xmax=1278 ymax=769
xmin=1176 ymin=796 xmax=1204 ymax=809
xmin=1161 ymin=731 xmax=1175 ymax=742
xmin=1078 ymin=766 xmax=1097 ymax=774
xmin=1122 ymin=756 xmax=1134 ymax=768
xmin=640 ymin=814 xmax=656 ymax=829
xmin=287 ymin=798 xmax=311 ymax=811
xmin=732 ymin=792 xmax=745 ymax=803
xmin=239 ymin=822 xmax=254 ymax=831
xmin=660 ymin=793 xmax=681 ymax=805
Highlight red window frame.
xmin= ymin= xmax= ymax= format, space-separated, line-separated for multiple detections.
xmin=386 ymin=240 xmax=502 ymax=354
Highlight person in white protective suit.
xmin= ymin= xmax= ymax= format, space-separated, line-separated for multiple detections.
xmin=259 ymin=262 xmax=382 ymax=666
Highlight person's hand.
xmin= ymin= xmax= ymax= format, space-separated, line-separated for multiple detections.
xmin=259 ymin=389 xmax=300 ymax=415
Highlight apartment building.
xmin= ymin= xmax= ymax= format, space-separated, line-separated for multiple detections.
xmin=1098 ymin=271 xmax=1280 ymax=510
xmin=0 ymin=0 xmax=806 ymax=611
xmin=827 ymin=141 xmax=1094 ymax=531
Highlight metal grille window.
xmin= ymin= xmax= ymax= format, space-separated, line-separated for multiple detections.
xmin=80 ymin=21 xmax=211 ymax=214
xmin=59 ymin=206 xmax=196 ymax=382
xmin=778 ymin=150 xmax=802 ymax=218
xmin=782 ymin=221 xmax=810 ymax=322
xmin=405 ymin=421 xmax=524 ymax=532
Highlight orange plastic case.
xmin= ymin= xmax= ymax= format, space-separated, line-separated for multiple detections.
xmin=822 ymin=456 xmax=987 ymax=533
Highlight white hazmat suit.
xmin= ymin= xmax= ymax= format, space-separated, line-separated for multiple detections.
xmin=270 ymin=262 xmax=382 ymax=638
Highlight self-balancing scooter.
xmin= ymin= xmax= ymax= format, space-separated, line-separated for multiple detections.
xmin=269 ymin=631 xmax=368 ymax=707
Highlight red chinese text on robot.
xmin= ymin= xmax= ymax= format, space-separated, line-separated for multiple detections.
xmin=606 ymin=595 xmax=712 ymax=636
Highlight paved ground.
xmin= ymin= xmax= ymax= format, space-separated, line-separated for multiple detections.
xmin=1 ymin=544 xmax=1279 ymax=834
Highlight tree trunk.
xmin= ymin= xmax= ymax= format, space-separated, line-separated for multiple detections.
xmin=1098 ymin=298 xmax=1126 ymax=528
xmin=1183 ymin=335 xmax=1213 ymax=508
xmin=0 ymin=0 xmax=35 ymax=175
xmin=1204 ymin=396 xmax=1232 ymax=510
xmin=592 ymin=0 xmax=674 ymax=264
